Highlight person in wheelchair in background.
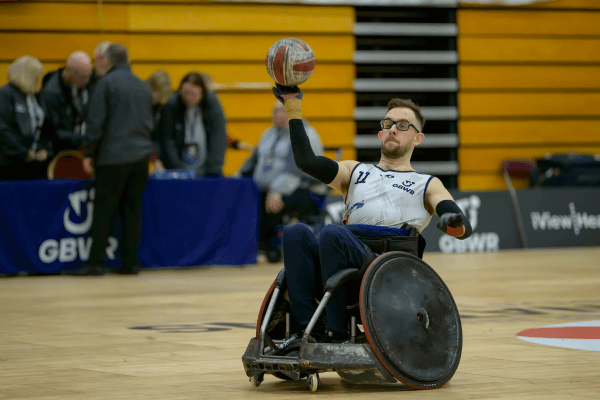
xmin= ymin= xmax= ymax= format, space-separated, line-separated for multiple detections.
xmin=271 ymin=84 xmax=473 ymax=345
xmin=237 ymin=100 xmax=327 ymax=264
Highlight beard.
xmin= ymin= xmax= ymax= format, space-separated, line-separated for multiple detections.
xmin=381 ymin=139 xmax=412 ymax=159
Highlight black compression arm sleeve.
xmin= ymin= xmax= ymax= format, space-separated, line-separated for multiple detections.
xmin=436 ymin=200 xmax=473 ymax=240
xmin=289 ymin=119 xmax=339 ymax=185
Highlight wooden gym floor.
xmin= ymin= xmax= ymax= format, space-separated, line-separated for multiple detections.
xmin=1 ymin=247 xmax=599 ymax=399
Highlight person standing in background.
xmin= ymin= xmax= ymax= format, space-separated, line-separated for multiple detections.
xmin=68 ymin=44 xmax=155 ymax=276
xmin=146 ymin=70 xmax=172 ymax=173
xmin=40 ymin=51 xmax=93 ymax=154
xmin=0 ymin=55 xmax=52 ymax=181
xmin=88 ymin=41 xmax=111 ymax=93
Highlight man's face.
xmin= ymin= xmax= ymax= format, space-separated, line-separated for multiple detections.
xmin=94 ymin=52 xmax=110 ymax=77
xmin=378 ymin=107 xmax=422 ymax=159
xmin=72 ymin=67 xmax=92 ymax=88
xmin=180 ymin=82 xmax=203 ymax=107
xmin=272 ymin=103 xmax=288 ymax=128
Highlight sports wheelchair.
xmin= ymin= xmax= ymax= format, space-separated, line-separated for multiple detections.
xmin=242 ymin=226 xmax=462 ymax=391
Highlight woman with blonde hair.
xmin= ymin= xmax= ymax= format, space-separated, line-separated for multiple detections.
xmin=147 ymin=70 xmax=172 ymax=107
xmin=0 ymin=55 xmax=52 ymax=180
xmin=146 ymin=70 xmax=172 ymax=172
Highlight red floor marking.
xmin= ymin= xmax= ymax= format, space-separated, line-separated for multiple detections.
xmin=517 ymin=327 xmax=600 ymax=340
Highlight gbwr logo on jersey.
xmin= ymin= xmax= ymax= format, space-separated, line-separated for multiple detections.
xmin=392 ymin=180 xmax=415 ymax=195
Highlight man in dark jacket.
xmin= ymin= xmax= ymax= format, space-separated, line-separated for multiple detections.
xmin=69 ymin=44 xmax=155 ymax=276
xmin=160 ymin=72 xmax=227 ymax=177
xmin=39 ymin=51 xmax=93 ymax=154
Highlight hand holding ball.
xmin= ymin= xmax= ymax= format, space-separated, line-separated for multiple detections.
xmin=266 ymin=38 xmax=315 ymax=87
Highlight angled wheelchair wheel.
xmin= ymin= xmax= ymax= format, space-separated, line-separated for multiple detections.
xmin=256 ymin=283 xmax=277 ymax=339
xmin=359 ymin=252 xmax=462 ymax=389
xmin=255 ymin=282 xmax=299 ymax=381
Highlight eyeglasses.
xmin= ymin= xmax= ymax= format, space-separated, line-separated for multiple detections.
xmin=380 ymin=119 xmax=420 ymax=133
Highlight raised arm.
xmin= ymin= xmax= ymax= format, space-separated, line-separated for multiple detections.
xmin=272 ymin=84 xmax=358 ymax=194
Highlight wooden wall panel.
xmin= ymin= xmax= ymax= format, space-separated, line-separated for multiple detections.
xmin=36 ymin=0 xmax=218 ymax=3
xmin=459 ymin=37 xmax=600 ymax=63
xmin=460 ymin=93 xmax=600 ymax=118
xmin=223 ymin=146 xmax=356 ymax=177
xmin=218 ymin=92 xmax=354 ymax=120
xmin=458 ymin=2 xmax=600 ymax=190
xmin=128 ymin=4 xmax=353 ymax=33
xmin=459 ymin=0 xmax=600 ymax=9
xmin=458 ymin=10 xmax=600 ymax=35
xmin=127 ymin=34 xmax=354 ymax=62
xmin=0 ymin=33 xmax=130 ymax=61
xmin=0 ymin=33 xmax=353 ymax=63
xmin=460 ymin=146 xmax=600 ymax=173
xmin=460 ymin=120 xmax=600 ymax=146
xmin=226 ymin=121 xmax=355 ymax=147
xmin=131 ymin=64 xmax=355 ymax=91
xmin=0 ymin=3 xmax=127 ymax=31
xmin=524 ymin=0 xmax=600 ymax=8
xmin=458 ymin=173 xmax=530 ymax=191
xmin=325 ymin=148 xmax=357 ymax=163
xmin=459 ymin=66 xmax=600 ymax=90
xmin=306 ymin=121 xmax=356 ymax=147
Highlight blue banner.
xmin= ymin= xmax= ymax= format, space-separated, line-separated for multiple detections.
xmin=0 ymin=178 xmax=259 ymax=274
xmin=139 ymin=178 xmax=260 ymax=268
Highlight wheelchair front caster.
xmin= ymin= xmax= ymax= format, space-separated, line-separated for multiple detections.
xmin=306 ymin=372 xmax=320 ymax=392
xmin=250 ymin=373 xmax=264 ymax=387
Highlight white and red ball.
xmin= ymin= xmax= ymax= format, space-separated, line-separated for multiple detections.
xmin=266 ymin=38 xmax=315 ymax=86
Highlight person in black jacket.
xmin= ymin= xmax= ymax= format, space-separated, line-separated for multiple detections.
xmin=160 ymin=72 xmax=227 ymax=177
xmin=0 ymin=55 xmax=52 ymax=181
xmin=39 ymin=51 xmax=93 ymax=154
xmin=68 ymin=44 xmax=155 ymax=276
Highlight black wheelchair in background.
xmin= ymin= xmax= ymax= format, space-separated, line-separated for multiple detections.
xmin=242 ymin=226 xmax=462 ymax=391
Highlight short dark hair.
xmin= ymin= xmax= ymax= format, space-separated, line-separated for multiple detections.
xmin=179 ymin=72 xmax=208 ymax=103
xmin=387 ymin=98 xmax=425 ymax=131
xmin=106 ymin=44 xmax=128 ymax=65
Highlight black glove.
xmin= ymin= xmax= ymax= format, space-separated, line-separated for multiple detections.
xmin=272 ymin=83 xmax=303 ymax=104
xmin=436 ymin=213 xmax=465 ymax=237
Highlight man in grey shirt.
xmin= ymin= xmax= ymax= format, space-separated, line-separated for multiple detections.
xmin=239 ymin=101 xmax=326 ymax=263
xmin=71 ymin=44 xmax=155 ymax=276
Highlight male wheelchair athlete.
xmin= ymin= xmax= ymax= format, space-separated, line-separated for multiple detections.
xmin=241 ymin=226 xmax=462 ymax=391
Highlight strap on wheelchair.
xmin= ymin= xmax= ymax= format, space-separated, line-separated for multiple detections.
xmin=354 ymin=224 xmax=425 ymax=260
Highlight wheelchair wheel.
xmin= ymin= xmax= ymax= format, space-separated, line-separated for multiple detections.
xmin=255 ymin=282 xmax=298 ymax=381
xmin=359 ymin=251 xmax=462 ymax=389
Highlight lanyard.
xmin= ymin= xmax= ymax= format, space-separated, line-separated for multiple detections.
xmin=263 ymin=130 xmax=286 ymax=171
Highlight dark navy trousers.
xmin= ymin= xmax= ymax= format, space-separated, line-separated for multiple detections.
xmin=282 ymin=223 xmax=367 ymax=333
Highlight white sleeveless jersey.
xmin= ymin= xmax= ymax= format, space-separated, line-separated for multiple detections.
xmin=343 ymin=164 xmax=434 ymax=232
